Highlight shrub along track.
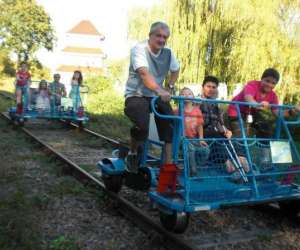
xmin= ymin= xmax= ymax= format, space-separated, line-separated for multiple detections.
xmin=1 ymin=91 xmax=300 ymax=249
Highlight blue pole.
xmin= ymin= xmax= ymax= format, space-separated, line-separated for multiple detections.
xmin=183 ymin=139 xmax=190 ymax=206
xmin=282 ymin=119 xmax=300 ymax=162
xmin=236 ymin=104 xmax=259 ymax=197
xmin=275 ymin=109 xmax=283 ymax=139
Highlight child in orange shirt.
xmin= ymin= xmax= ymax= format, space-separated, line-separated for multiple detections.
xmin=175 ymin=87 xmax=209 ymax=176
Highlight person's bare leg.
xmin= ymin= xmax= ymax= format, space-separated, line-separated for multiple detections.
xmin=164 ymin=142 xmax=172 ymax=164
xmin=16 ymin=89 xmax=22 ymax=104
xmin=225 ymin=159 xmax=235 ymax=173
xmin=239 ymin=156 xmax=250 ymax=173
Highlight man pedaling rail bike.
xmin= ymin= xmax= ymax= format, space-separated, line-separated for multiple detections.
xmin=124 ymin=21 xmax=180 ymax=173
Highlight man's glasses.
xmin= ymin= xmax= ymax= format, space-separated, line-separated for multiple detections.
xmin=154 ymin=33 xmax=169 ymax=40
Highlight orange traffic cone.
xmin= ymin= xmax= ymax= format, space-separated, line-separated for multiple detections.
xmin=16 ymin=103 xmax=23 ymax=114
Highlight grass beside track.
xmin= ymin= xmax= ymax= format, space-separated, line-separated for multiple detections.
xmin=0 ymin=97 xmax=108 ymax=249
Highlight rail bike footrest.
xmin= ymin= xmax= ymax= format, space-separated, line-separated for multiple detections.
xmin=124 ymin=167 xmax=151 ymax=191
xmin=97 ymin=158 xmax=125 ymax=175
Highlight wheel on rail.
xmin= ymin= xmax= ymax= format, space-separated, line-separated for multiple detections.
xmin=278 ymin=199 xmax=300 ymax=217
xmin=103 ymin=174 xmax=123 ymax=193
xmin=123 ymin=167 xmax=151 ymax=191
xmin=159 ymin=210 xmax=190 ymax=233
xmin=63 ymin=119 xmax=72 ymax=128
xmin=18 ymin=120 xmax=24 ymax=127
xmin=138 ymin=167 xmax=151 ymax=191
xmin=13 ymin=118 xmax=24 ymax=127
xmin=78 ymin=121 xmax=84 ymax=130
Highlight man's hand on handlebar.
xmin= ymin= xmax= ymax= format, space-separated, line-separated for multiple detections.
xmin=156 ymin=87 xmax=171 ymax=102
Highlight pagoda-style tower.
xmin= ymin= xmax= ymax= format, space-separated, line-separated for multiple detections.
xmin=56 ymin=20 xmax=106 ymax=84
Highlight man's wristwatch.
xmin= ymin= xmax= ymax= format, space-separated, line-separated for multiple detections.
xmin=168 ymin=83 xmax=175 ymax=89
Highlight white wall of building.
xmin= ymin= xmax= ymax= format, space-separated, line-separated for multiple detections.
xmin=63 ymin=34 xmax=105 ymax=50
xmin=60 ymin=52 xmax=104 ymax=68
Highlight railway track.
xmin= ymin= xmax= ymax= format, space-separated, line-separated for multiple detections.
xmin=0 ymin=90 xmax=291 ymax=250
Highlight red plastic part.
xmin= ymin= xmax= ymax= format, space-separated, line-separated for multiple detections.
xmin=281 ymin=166 xmax=300 ymax=185
xmin=16 ymin=103 xmax=23 ymax=114
xmin=157 ymin=163 xmax=179 ymax=193
xmin=77 ymin=106 xmax=84 ymax=117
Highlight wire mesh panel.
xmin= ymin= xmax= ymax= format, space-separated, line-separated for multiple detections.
xmin=150 ymin=96 xmax=300 ymax=210
xmin=16 ymin=84 xmax=86 ymax=119
xmin=183 ymin=138 xmax=300 ymax=205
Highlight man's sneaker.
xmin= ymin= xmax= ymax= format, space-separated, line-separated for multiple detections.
xmin=125 ymin=153 xmax=139 ymax=173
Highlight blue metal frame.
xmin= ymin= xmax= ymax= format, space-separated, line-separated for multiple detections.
xmin=148 ymin=96 xmax=300 ymax=213
xmin=9 ymin=82 xmax=88 ymax=123
xmin=97 ymin=95 xmax=300 ymax=214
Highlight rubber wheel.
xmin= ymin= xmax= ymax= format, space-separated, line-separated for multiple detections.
xmin=279 ymin=200 xmax=300 ymax=217
xmin=64 ymin=120 xmax=72 ymax=128
xmin=78 ymin=121 xmax=84 ymax=131
xmin=159 ymin=210 xmax=189 ymax=233
xmin=138 ymin=167 xmax=151 ymax=191
xmin=10 ymin=115 xmax=15 ymax=124
xmin=103 ymin=175 xmax=123 ymax=193
xmin=16 ymin=119 xmax=24 ymax=127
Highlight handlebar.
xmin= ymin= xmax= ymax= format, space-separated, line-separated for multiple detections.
xmin=151 ymin=96 xmax=295 ymax=120
xmin=150 ymin=97 xmax=182 ymax=120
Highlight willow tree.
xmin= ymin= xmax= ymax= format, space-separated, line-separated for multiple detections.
xmin=127 ymin=3 xmax=168 ymax=42
xmin=128 ymin=0 xmax=300 ymax=103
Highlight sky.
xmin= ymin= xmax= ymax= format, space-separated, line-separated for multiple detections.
xmin=36 ymin=0 xmax=161 ymax=71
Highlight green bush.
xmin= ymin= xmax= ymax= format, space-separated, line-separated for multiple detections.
xmin=84 ymin=74 xmax=130 ymax=141
xmin=50 ymin=236 xmax=78 ymax=250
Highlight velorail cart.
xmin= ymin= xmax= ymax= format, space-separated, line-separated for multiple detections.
xmin=9 ymin=81 xmax=89 ymax=127
xmin=98 ymin=96 xmax=300 ymax=233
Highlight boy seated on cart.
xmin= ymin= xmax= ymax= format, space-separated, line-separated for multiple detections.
xmin=199 ymin=76 xmax=250 ymax=181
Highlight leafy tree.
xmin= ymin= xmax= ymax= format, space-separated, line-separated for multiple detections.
xmin=0 ymin=49 xmax=15 ymax=76
xmin=0 ymin=0 xmax=56 ymax=63
xmin=106 ymin=58 xmax=128 ymax=83
xmin=127 ymin=4 xmax=166 ymax=42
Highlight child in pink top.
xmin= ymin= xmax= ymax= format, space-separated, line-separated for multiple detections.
xmin=228 ymin=68 xmax=280 ymax=139
xmin=15 ymin=62 xmax=31 ymax=113
xmin=228 ymin=68 xmax=281 ymax=175
xmin=228 ymin=80 xmax=278 ymax=118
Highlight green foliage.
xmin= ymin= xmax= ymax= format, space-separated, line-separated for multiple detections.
xmin=85 ymin=75 xmax=112 ymax=94
xmin=50 ymin=236 xmax=78 ymax=250
xmin=0 ymin=0 xmax=56 ymax=62
xmin=0 ymin=190 xmax=42 ymax=249
xmin=29 ymin=59 xmax=51 ymax=80
xmin=0 ymin=49 xmax=15 ymax=77
xmin=84 ymin=73 xmax=131 ymax=141
xmin=106 ymin=58 xmax=128 ymax=83
xmin=0 ymin=91 xmax=13 ymax=111
xmin=50 ymin=177 xmax=86 ymax=198
xmin=128 ymin=0 xmax=300 ymax=104
xmin=128 ymin=4 xmax=165 ymax=41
